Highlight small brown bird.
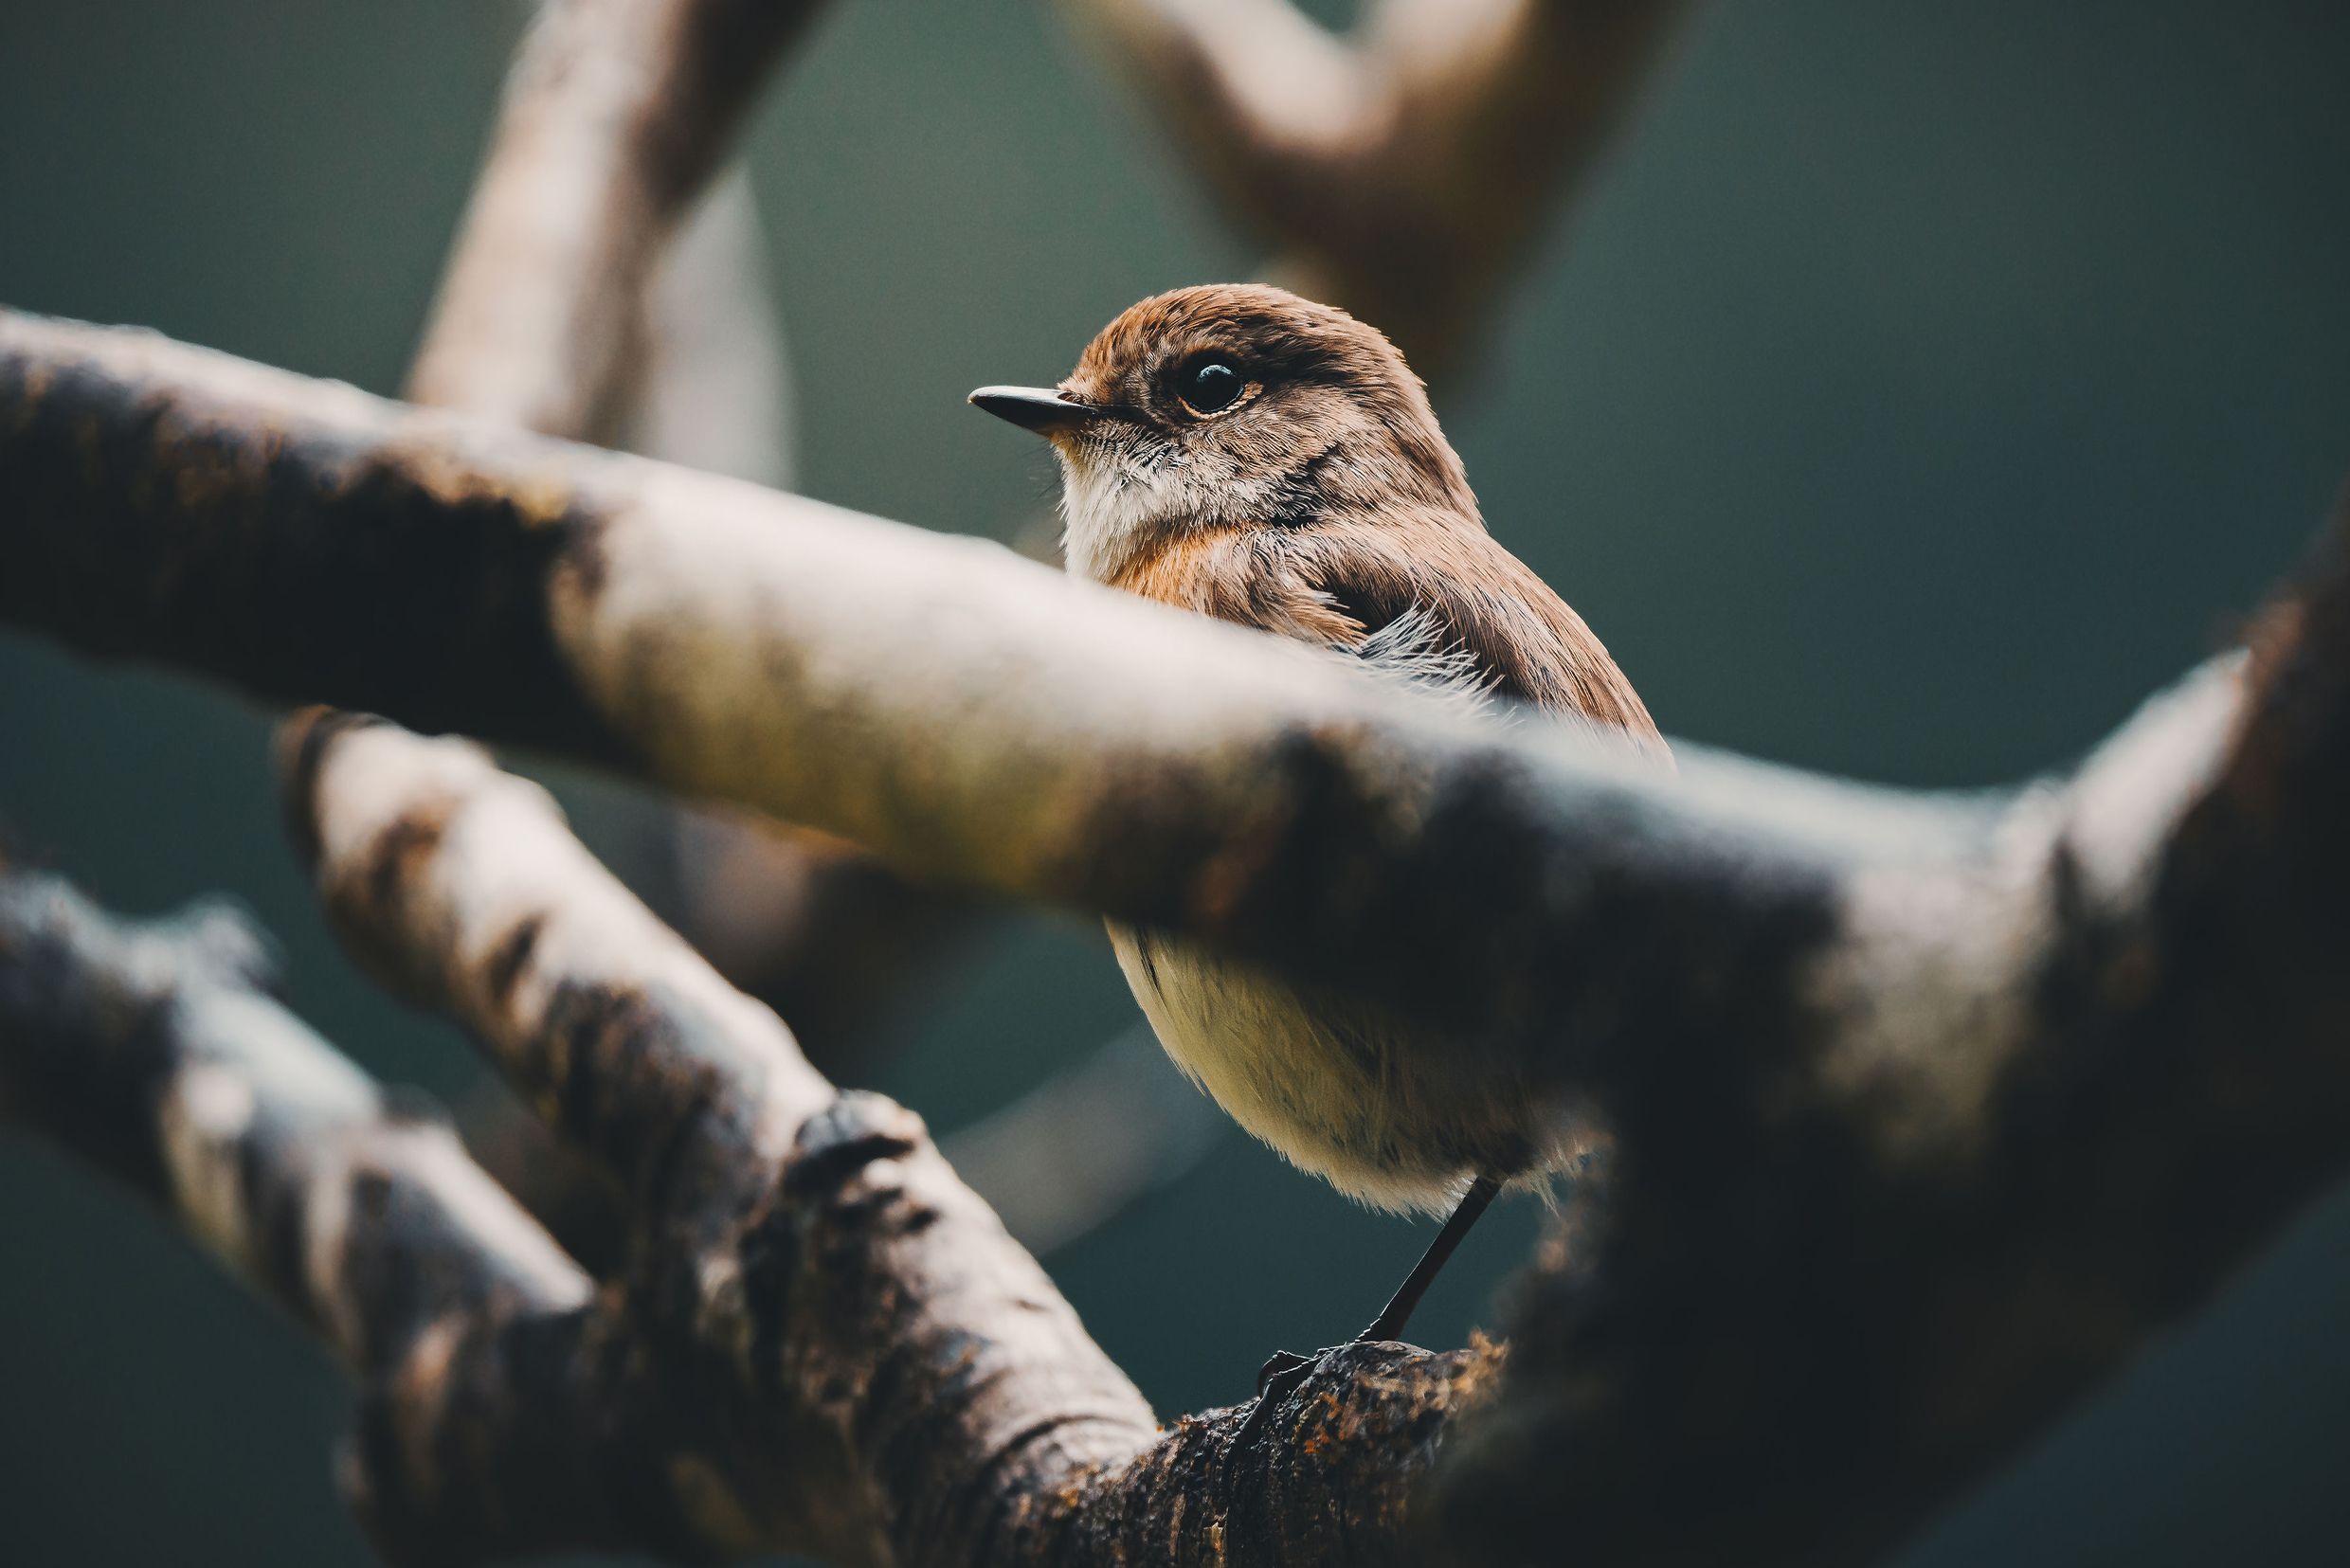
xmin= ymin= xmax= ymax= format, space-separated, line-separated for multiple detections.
xmin=972 ymin=283 xmax=1666 ymax=1413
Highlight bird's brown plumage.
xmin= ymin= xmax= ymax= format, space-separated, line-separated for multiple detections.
xmin=1061 ymin=284 xmax=1663 ymax=748
xmin=987 ymin=282 xmax=1666 ymax=1212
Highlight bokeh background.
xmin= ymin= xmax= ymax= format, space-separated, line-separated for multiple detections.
xmin=5 ymin=1 xmax=2349 ymax=1562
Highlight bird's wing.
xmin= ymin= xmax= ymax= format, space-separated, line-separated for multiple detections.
xmin=1106 ymin=517 xmax=1667 ymax=756
xmin=1284 ymin=522 xmax=1667 ymax=754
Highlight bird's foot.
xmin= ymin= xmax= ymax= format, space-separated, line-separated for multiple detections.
xmin=1236 ymin=1343 xmax=1348 ymax=1447
xmin=1256 ymin=1346 xmax=1319 ymax=1398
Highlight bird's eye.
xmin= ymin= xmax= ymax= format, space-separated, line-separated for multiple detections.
xmin=1179 ymin=359 xmax=1246 ymax=417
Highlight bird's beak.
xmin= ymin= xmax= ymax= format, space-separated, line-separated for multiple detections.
xmin=967 ymin=385 xmax=1090 ymax=434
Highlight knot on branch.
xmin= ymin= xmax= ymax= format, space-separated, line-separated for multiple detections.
xmin=786 ymin=1090 xmax=928 ymax=1201
xmin=698 ymin=1091 xmax=915 ymax=1404
xmin=733 ymin=1091 xmax=931 ymax=1391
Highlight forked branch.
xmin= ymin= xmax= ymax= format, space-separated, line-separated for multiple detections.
xmin=4 ymin=309 xmax=2349 ymax=1563
xmin=282 ymin=712 xmax=1492 ymax=1564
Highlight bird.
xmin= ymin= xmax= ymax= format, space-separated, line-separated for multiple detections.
xmin=970 ymin=282 xmax=1668 ymax=1425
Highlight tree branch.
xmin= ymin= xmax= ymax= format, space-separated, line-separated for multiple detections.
xmin=0 ymin=869 xmax=679 ymax=1562
xmin=280 ymin=710 xmax=1494 ymax=1564
xmin=0 ymin=307 xmax=1749 ymax=1032
xmin=1054 ymin=0 xmax=1691 ymax=375
xmin=0 ymin=868 xmax=590 ymax=1360
xmin=407 ymin=0 xmax=827 ymax=442
xmin=0 ymin=743 xmax=1486 ymax=1566
xmin=1435 ymin=544 xmax=2350 ymax=1563
xmin=0 ymin=311 xmax=2039 ymax=1045
xmin=412 ymin=0 xmax=972 ymax=1068
xmin=0 ymin=308 xmax=2291 ymax=1058
xmin=5 ymin=311 xmax=2349 ymax=1561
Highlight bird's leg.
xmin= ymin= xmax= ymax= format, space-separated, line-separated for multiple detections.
xmin=1242 ymin=1175 xmax=1502 ymax=1442
xmin=1358 ymin=1172 xmax=1501 ymax=1343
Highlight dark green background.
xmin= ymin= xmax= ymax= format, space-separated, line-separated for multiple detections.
xmin=5 ymin=2 xmax=2348 ymax=1562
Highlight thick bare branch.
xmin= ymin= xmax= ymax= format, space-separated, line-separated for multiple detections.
xmin=282 ymin=709 xmax=829 ymax=1294
xmin=407 ymin=0 xmax=827 ymax=440
xmin=1431 ymin=542 xmax=2350 ymax=1564
xmin=0 ymin=312 xmax=2276 ymax=1066
xmin=6 ymin=312 xmax=2350 ymax=1561
xmin=1057 ymin=0 xmax=1690 ymax=374
xmin=0 ymin=308 xmax=1764 ymax=1038
xmin=280 ymin=711 xmax=1495 ymax=1564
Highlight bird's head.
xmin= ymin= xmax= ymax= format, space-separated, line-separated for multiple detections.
xmin=970 ymin=283 xmax=1474 ymax=583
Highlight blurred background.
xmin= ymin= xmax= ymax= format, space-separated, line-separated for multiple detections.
xmin=4 ymin=1 xmax=2349 ymax=1562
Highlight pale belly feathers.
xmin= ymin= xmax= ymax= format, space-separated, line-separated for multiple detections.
xmin=1110 ymin=922 xmax=1588 ymax=1215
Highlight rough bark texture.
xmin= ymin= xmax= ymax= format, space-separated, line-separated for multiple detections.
xmin=0 ymin=870 xmax=652 ymax=1560
xmin=280 ymin=711 xmax=1497 ymax=1565
xmin=6 ymin=2 xmax=2348 ymax=1555
xmin=1055 ymin=0 xmax=1690 ymax=378
xmin=5 ymin=303 xmax=2350 ymax=1560
xmin=1435 ymin=538 xmax=2350 ymax=1565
